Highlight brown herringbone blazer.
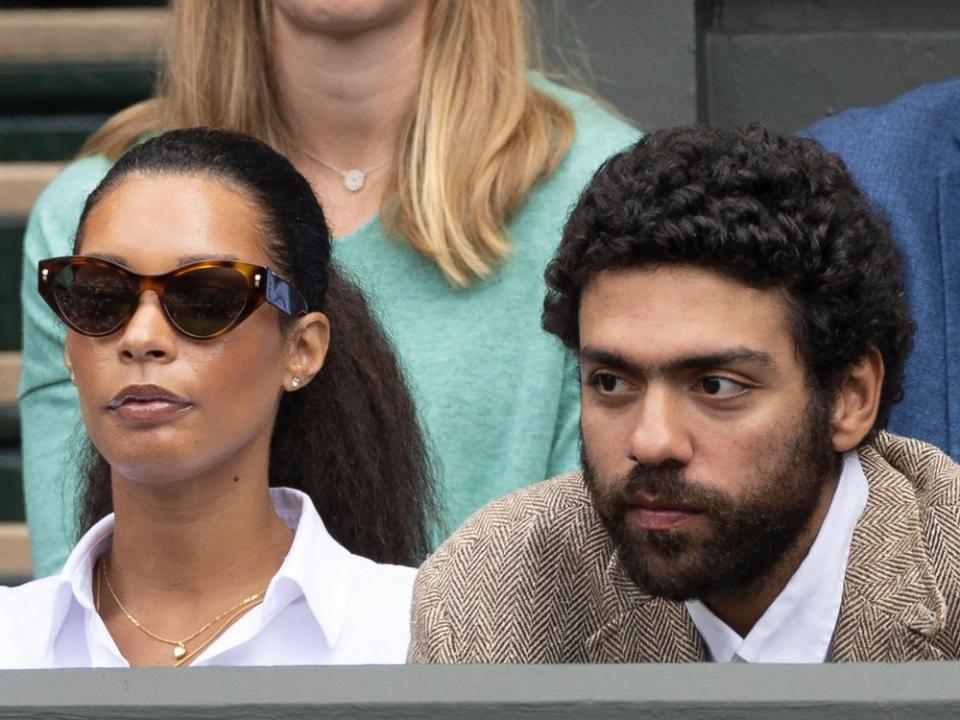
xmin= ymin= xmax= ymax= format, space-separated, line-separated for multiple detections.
xmin=410 ymin=432 xmax=960 ymax=663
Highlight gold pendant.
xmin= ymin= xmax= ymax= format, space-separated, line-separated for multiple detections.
xmin=173 ymin=643 xmax=187 ymax=660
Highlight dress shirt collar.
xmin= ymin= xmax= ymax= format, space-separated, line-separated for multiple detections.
xmin=685 ymin=451 xmax=869 ymax=663
xmin=257 ymin=487 xmax=352 ymax=649
xmin=45 ymin=487 xmax=352 ymax=663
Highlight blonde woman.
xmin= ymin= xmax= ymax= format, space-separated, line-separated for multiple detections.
xmin=20 ymin=0 xmax=639 ymax=576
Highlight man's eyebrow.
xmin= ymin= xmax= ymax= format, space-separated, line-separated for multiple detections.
xmin=579 ymin=346 xmax=774 ymax=375
xmin=579 ymin=347 xmax=642 ymax=374
xmin=665 ymin=348 xmax=774 ymax=373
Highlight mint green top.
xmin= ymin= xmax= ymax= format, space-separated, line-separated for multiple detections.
xmin=18 ymin=79 xmax=639 ymax=576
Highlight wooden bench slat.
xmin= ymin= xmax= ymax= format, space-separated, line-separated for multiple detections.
xmin=0 ymin=162 xmax=63 ymax=217
xmin=0 ymin=352 xmax=21 ymax=405
xmin=0 ymin=9 xmax=166 ymax=62
xmin=0 ymin=522 xmax=31 ymax=578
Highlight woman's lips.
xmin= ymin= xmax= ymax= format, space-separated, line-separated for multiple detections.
xmin=107 ymin=384 xmax=193 ymax=425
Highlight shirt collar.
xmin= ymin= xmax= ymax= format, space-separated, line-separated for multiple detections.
xmin=46 ymin=487 xmax=354 ymax=659
xmin=259 ymin=487 xmax=353 ymax=650
xmin=686 ymin=451 xmax=869 ymax=663
xmin=62 ymin=514 xmax=115 ymax=610
xmin=36 ymin=513 xmax=116 ymax=661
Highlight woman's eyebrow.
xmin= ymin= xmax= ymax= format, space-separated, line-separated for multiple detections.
xmin=84 ymin=252 xmax=127 ymax=264
xmin=177 ymin=253 xmax=240 ymax=264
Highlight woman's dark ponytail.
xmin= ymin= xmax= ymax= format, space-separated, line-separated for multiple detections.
xmin=269 ymin=270 xmax=436 ymax=564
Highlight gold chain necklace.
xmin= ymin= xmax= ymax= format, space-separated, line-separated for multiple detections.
xmin=97 ymin=557 xmax=267 ymax=665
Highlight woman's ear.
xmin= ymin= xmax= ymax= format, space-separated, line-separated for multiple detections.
xmin=830 ymin=345 xmax=884 ymax=452
xmin=284 ymin=311 xmax=330 ymax=392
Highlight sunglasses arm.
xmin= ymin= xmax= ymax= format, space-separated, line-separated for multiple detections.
xmin=265 ymin=271 xmax=309 ymax=317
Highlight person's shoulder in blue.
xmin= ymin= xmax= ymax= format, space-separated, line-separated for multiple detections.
xmin=801 ymin=76 xmax=960 ymax=460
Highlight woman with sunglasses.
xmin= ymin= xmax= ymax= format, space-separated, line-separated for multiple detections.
xmin=19 ymin=1 xmax=639 ymax=576
xmin=1 ymin=128 xmax=437 ymax=668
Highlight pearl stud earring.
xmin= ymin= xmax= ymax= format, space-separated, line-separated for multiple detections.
xmin=291 ymin=376 xmax=302 ymax=390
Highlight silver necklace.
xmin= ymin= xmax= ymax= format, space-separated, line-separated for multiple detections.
xmin=299 ymin=148 xmax=391 ymax=192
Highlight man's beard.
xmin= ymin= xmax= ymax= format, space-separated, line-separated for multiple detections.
xmin=583 ymin=396 xmax=838 ymax=602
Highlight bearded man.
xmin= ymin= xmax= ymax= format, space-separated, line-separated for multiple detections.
xmin=409 ymin=126 xmax=960 ymax=663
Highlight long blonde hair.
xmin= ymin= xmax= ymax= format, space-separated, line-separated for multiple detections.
xmin=83 ymin=0 xmax=575 ymax=286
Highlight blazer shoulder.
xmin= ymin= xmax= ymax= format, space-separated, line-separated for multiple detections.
xmin=859 ymin=432 xmax=960 ymax=657
xmin=411 ymin=472 xmax=611 ymax=662
xmin=427 ymin=471 xmax=596 ymax=566
xmin=865 ymin=431 xmax=960 ymax=505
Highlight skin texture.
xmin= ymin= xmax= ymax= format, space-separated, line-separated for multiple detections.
xmin=64 ymin=174 xmax=329 ymax=666
xmin=577 ymin=266 xmax=882 ymax=636
xmin=272 ymin=0 xmax=429 ymax=236
xmin=273 ymin=0 xmax=425 ymax=36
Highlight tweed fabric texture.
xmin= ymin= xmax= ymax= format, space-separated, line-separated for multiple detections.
xmin=409 ymin=432 xmax=960 ymax=663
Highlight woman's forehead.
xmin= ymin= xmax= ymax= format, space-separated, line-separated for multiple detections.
xmin=79 ymin=174 xmax=270 ymax=274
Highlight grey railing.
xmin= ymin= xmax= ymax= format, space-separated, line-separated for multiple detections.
xmin=1 ymin=662 xmax=959 ymax=719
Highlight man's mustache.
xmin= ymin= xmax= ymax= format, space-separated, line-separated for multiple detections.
xmin=615 ymin=464 xmax=732 ymax=515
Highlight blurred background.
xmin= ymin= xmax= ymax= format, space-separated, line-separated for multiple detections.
xmin=1 ymin=0 xmax=958 ymax=583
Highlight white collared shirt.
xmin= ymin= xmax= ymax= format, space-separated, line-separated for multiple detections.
xmin=0 ymin=488 xmax=416 ymax=668
xmin=685 ymin=451 xmax=869 ymax=663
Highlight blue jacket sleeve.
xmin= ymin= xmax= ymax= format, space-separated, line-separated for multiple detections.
xmin=801 ymin=76 xmax=960 ymax=461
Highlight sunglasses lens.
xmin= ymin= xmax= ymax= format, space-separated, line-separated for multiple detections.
xmin=53 ymin=262 xmax=137 ymax=335
xmin=164 ymin=267 xmax=250 ymax=337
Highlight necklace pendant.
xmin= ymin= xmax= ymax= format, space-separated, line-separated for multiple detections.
xmin=173 ymin=643 xmax=187 ymax=660
xmin=343 ymin=169 xmax=366 ymax=192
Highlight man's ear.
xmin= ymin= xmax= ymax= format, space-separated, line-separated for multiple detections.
xmin=830 ymin=345 xmax=884 ymax=452
xmin=283 ymin=311 xmax=330 ymax=392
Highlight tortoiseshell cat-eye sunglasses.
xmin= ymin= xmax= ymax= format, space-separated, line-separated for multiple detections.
xmin=38 ymin=256 xmax=308 ymax=339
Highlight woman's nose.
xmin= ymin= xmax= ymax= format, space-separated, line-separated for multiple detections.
xmin=116 ymin=291 xmax=178 ymax=363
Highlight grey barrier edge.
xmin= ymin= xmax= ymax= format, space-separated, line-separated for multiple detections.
xmin=0 ymin=662 xmax=958 ymax=719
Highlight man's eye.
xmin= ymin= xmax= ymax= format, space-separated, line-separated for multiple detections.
xmin=593 ymin=372 xmax=624 ymax=393
xmin=698 ymin=376 xmax=746 ymax=397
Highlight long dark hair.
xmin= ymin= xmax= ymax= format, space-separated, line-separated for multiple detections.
xmin=74 ymin=128 xmax=438 ymax=566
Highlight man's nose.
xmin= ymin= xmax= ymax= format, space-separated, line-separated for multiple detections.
xmin=628 ymin=384 xmax=693 ymax=467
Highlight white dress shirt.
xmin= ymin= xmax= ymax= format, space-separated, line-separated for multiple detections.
xmin=685 ymin=451 xmax=869 ymax=663
xmin=0 ymin=488 xmax=416 ymax=668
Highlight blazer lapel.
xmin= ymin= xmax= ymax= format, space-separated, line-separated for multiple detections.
xmin=584 ymin=548 xmax=706 ymax=663
xmin=831 ymin=441 xmax=947 ymax=661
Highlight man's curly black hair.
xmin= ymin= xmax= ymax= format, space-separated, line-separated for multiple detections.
xmin=543 ymin=124 xmax=914 ymax=435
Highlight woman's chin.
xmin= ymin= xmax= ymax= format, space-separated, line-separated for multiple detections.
xmin=104 ymin=453 xmax=221 ymax=487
